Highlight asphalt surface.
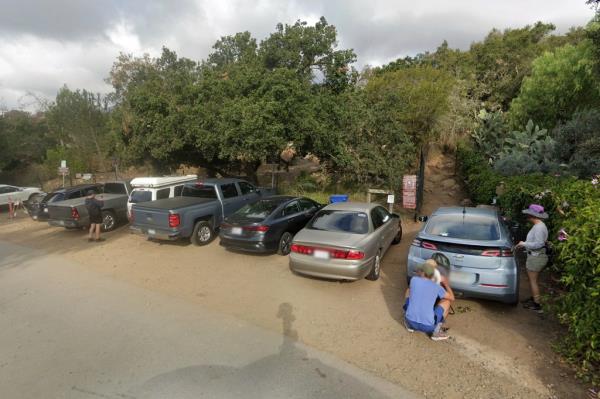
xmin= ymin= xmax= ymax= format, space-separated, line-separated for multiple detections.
xmin=0 ymin=240 xmax=418 ymax=399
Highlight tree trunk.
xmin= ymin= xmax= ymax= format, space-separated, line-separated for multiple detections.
xmin=243 ymin=161 xmax=261 ymax=185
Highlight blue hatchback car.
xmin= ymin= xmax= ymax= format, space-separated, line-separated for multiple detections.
xmin=407 ymin=207 xmax=518 ymax=305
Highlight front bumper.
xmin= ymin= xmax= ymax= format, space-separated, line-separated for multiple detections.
xmin=130 ymin=225 xmax=180 ymax=241
xmin=289 ymin=253 xmax=374 ymax=281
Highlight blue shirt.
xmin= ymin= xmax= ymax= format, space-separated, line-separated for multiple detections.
xmin=406 ymin=277 xmax=447 ymax=327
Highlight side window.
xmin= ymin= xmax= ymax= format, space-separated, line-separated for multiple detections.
xmin=371 ymin=208 xmax=384 ymax=230
xmin=4 ymin=186 xmax=18 ymax=193
xmin=90 ymin=186 xmax=103 ymax=194
xmin=298 ymin=198 xmax=317 ymax=212
xmin=221 ymin=183 xmax=239 ymax=199
xmin=156 ymin=188 xmax=170 ymax=200
xmin=282 ymin=201 xmax=300 ymax=216
xmin=0 ymin=187 xmax=9 ymax=194
xmin=377 ymin=206 xmax=391 ymax=224
xmin=238 ymin=182 xmax=256 ymax=195
xmin=174 ymin=185 xmax=184 ymax=196
xmin=68 ymin=190 xmax=82 ymax=199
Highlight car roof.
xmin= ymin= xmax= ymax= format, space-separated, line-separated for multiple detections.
xmin=257 ymin=195 xmax=296 ymax=204
xmin=198 ymin=178 xmax=246 ymax=185
xmin=52 ymin=183 xmax=100 ymax=193
xmin=432 ymin=206 xmax=499 ymax=218
xmin=323 ymin=201 xmax=380 ymax=212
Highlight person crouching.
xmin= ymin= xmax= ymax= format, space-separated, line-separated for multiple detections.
xmin=404 ymin=259 xmax=455 ymax=341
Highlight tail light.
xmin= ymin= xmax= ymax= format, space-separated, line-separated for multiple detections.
xmin=481 ymin=248 xmax=513 ymax=257
xmin=243 ymin=225 xmax=269 ymax=232
xmin=290 ymin=244 xmax=365 ymax=260
xmin=169 ymin=213 xmax=180 ymax=227
xmin=71 ymin=207 xmax=80 ymax=220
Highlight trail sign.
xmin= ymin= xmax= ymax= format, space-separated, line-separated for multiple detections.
xmin=402 ymin=175 xmax=417 ymax=209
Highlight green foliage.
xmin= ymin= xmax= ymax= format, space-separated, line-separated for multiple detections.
xmin=457 ymin=144 xmax=600 ymax=384
xmin=509 ymin=41 xmax=600 ymax=129
xmin=471 ymin=110 xmax=508 ymax=161
xmin=553 ymin=109 xmax=600 ymax=178
xmin=0 ymin=110 xmax=50 ymax=171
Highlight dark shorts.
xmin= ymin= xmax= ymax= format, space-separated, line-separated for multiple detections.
xmin=90 ymin=214 xmax=103 ymax=224
xmin=403 ymin=298 xmax=444 ymax=334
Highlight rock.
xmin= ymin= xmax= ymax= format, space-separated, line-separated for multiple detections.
xmin=441 ymin=178 xmax=457 ymax=189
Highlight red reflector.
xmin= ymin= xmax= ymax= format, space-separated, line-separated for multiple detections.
xmin=71 ymin=207 xmax=80 ymax=220
xmin=290 ymin=245 xmax=364 ymax=260
xmin=168 ymin=213 xmax=180 ymax=227
xmin=291 ymin=244 xmax=313 ymax=255
xmin=346 ymin=250 xmax=365 ymax=260
xmin=421 ymin=241 xmax=437 ymax=250
xmin=479 ymin=284 xmax=509 ymax=288
xmin=243 ymin=225 xmax=269 ymax=232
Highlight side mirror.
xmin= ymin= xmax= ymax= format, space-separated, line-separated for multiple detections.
xmin=417 ymin=216 xmax=428 ymax=223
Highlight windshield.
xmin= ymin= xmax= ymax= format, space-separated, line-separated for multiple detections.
xmin=181 ymin=185 xmax=217 ymax=199
xmin=104 ymin=183 xmax=127 ymax=195
xmin=308 ymin=210 xmax=369 ymax=234
xmin=235 ymin=200 xmax=281 ymax=220
xmin=425 ymin=214 xmax=500 ymax=240
xmin=129 ymin=190 xmax=152 ymax=203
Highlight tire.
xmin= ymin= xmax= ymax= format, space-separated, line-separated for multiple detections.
xmin=191 ymin=221 xmax=214 ymax=246
xmin=278 ymin=232 xmax=293 ymax=256
xmin=391 ymin=224 xmax=403 ymax=245
xmin=101 ymin=210 xmax=116 ymax=232
xmin=365 ymin=250 xmax=382 ymax=281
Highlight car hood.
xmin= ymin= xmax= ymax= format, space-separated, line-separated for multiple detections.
xmin=292 ymin=228 xmax=367 ymax=249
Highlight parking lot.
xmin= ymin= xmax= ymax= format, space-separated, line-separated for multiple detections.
xmin=0 ymin=210 xmax=584 ymax=398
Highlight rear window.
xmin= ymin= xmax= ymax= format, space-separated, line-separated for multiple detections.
xmin=104 ymin=183 xmax=127 ymax=194
xmin=236 ymin=200 xmax=281 ymax=220
xmin=308 ymin=210 xmax=369 ymax=234
xmin=181 ymin=185 xmax=217 ymax=199
xmin=44 ymin=192 xmax=65 ymax=203
xmin=425 ymin=215 xmax=500 ymax=241
xmin=130 ymin=190 xmax=152 ymax=203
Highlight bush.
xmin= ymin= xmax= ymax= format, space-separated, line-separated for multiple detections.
xmin=457 ymin=143 xmax=600 ymax=384
xmin=553 ymin=109 xmax=600 ymax=178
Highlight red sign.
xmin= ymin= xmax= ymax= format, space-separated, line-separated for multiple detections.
xmin=403 ymin=175 xmax=417 ymax=209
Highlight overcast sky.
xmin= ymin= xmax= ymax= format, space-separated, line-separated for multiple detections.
xmin=0 ymin=0 xmax=594 ymax=111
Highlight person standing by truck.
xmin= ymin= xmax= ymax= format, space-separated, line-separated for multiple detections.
xmin=85 ymin=190 xmax=104 ymax=242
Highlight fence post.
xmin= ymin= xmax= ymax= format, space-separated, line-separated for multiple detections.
xmin=415 ymin=147 xmax=426 ymax=221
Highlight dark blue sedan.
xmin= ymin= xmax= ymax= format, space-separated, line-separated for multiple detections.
xmin=219 ymin=196 xmax=322 ymax=255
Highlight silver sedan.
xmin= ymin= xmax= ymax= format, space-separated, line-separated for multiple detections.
xmin=289 ymin=202 xmax=402 ymax=281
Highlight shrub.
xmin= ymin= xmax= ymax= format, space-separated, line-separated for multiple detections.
xmin=553 ymin=109 xmax=600 ymax=178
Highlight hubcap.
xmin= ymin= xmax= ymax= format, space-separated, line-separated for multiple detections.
xmin=103 ymin=215 xmax=114 ymax=230
xmin=198 ymin=226 xmax=211 ymax=242
xmin=281 ymin=234 xmax=291 ymax=253
xmin=374 ymin=254 xmax=381 ymax=275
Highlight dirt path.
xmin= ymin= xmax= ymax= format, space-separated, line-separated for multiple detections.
xmin=0 ymin=148 xmax=585 ymax=399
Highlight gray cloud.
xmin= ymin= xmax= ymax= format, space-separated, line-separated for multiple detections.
xmin=0 ymin=0 xmax=594 ymax=110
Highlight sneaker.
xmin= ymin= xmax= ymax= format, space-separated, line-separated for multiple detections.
xmin=521 ymin=297 xmax=535 ymax=305
xmin=523 ymin=301 xmax=543 ymax=313
xmin=431 ymin=331 xmax=450 ymax=341
xmin=87 ymin=238 xmax=94 ymax=242
xmin=95 ymin=238 xmax=106 ymax=242
xmin=404 ymin=320 xmax=415 ymax=333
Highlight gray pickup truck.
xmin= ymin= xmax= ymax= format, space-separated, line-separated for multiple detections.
xmin=48 ymin=181 xmax=132 ymax=231
xmin=130 ymin=178 xmax=269 ymax=245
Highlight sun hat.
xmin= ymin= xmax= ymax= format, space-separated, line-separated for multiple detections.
xmin=522 ymin=204 xmax=548 ymax=219
xmin=416 ymin=259 xmax=436 ymax=278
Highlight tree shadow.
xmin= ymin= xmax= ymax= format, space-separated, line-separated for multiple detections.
xmin=131 ymin=302 xmax=410 ymax=399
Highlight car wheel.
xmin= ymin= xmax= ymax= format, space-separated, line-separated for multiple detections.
xmin=278 ymin=232 xmax=293 ymax=256
xmin=101 ymin=210 xmax=116 ymax=232
xmin=366 ymin=250 xmax=382 ymax=281
xmin=392 ymin=224 xmax=403 ymax=245
xmin=191 ymin=221 xmax=213 ymax=246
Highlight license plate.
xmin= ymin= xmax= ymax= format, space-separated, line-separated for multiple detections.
xmin=231 ymin=227 xmax=243 ymax=235
xmin=59 ymin=220 xmax=65 ymax=226
xmin=450 ymin=271 xmax=474 ymax=284
xmin=43 ymin=208 xmax=48 ymax=213
xmin=33 ymin=216 xmax=38 ymax=220
xmin=314 ymin=250 xmax=330 ymax=259
xmin=148 ymin=229 xmax=156 ymax=235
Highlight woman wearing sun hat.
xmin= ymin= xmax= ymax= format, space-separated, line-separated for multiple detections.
xmin=516 ymin=204 xmax=549 ymax=312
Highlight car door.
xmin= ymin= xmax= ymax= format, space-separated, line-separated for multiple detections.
xmin=297 ymin=198 xmax=319 ymax=226
xmin=238 ymin=181 xmax=260 ymax=204
xmin=220 ymin=183 xmax=243 ymax=216
xmin=280 ymin=201 xmax=303 ymax=233
xmin=67 ymin=189 xmax=83 ymax=200
xmin=375 ymin=206 xmax=397 ymax=248
xmin=0 ymin=186 xmax=11 ymax=205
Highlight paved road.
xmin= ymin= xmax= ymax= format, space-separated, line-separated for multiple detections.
xmin=0 ymin=241 xmax=417 ymax=399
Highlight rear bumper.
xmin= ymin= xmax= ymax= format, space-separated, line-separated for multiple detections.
xmin=130 ymin=225 xmax=181 ymax=241
xmin=48 ymin=219 xmax=83 ymax=228
xmin=289 ymin=253 xmax=373 ymax=281
xmin=407 ymin=253 xmax=518 ymax=303
xmin=219 ymin=236 xmax=278 ymax=253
